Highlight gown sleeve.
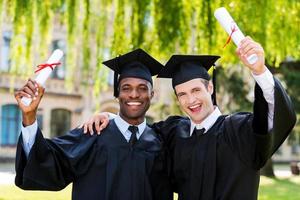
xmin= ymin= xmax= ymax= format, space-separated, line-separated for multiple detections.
xmin=223 ymin=77 xmax=296 ymax=169
xmin=15 ymin=127 xmax=98 ymax=190
xmin=151 ymin=115 xmax=186 ymax=143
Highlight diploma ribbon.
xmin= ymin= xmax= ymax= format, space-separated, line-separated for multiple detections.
xmin=35 ymin=62 xmax=61 ymax=73
xmin=223 ymin=23 xmax=238 ymax=48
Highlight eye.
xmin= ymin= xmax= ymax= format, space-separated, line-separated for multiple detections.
xmin=177 ymin=93 xmax=186 ymax=98
xmin=192 ymin=88 xmax=201 ymax=93
xmin=139 ymin=86 xmax=148 ymax=91
xmin=120 ymin=86 xmax=130 ymax=92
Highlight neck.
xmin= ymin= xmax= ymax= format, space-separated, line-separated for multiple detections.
xmin=119 ymin=112 xmax=144 ymax=125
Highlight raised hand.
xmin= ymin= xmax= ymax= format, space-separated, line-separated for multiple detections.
xmin=14 ymin=79 xmax=45 ymax=126
xmin=236 ymin=36 xmax=266 ymax=75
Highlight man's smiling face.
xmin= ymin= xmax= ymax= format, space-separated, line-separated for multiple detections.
xmin=118 ymin=77 xmax=153 ymax=125
xmin=175 ymin=78 xmax=214 ymax=124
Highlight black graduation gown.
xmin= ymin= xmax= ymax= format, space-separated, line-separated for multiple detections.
xmin=15 ymin=120 xmax=173 ymax=200
xmin=152 ymin=78 xmax=296 ymax=200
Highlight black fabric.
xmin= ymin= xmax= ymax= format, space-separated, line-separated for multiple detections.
xmin=192 ymin=128 xmax=205 ymax=137
xmin=157 ymin=54 xmax=220 ymax=105
xmin=15 ymin=120 xmax=173 ymax=200
xmin=128 ymin=125 xmax=138 ymax=146
xmin=151 ymin=77 xmax=296 ymax=200
xmin=102 ymin=49 xmax=164 ymax=97
xmin=157 ymin=55 xmax=220 ymax=88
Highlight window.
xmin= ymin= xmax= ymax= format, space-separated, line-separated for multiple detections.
xmin=0 ymin=104 xmax=21 ymax=146
xmin=0 ymin=31 xmax=11 ymax=72
xmin=51 ymin=40 xmax=66 ymax=79
xmin=50 ymin=109 xmax=71 ymax=137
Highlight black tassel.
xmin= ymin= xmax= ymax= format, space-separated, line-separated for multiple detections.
xmin=212 ymin=65 xmax=217 ymax=105
xmin=113 ymin=55 xmax=120 ymax=97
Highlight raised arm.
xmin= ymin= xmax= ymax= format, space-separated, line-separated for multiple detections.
xmin=224 ymin=37 xmax=297 ymax=169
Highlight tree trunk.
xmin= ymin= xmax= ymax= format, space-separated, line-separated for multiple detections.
xmin=260 ymin=158 xmax=275 ymax=177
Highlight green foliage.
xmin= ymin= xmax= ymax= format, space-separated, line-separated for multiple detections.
xmin=65 ymin=0 xmax=78 ymax=89
xmin=153 ymin=0 xmax=183 ymax=52
xmin=279 ymin=62 xmax=300 ymax=112
xmin=82 ymin=0 xmax=91 ymax=83
xmin=111 ymin=0 xmax=129 ymax=55
xmin=130 ymin=0 xmax=151 ymax=49
xmin=1 ymin=0 xmax=300 ymax=103
xmin=217 ymin=65 xmax=252 ymax=113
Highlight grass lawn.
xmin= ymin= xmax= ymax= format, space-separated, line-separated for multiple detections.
xmin=258 ymin=176 xmax=300 ymax=200
xmin=0 ymin=184 xmax=72 ymax=200
xmin=0 ymin=176 xmax=299 ymax=200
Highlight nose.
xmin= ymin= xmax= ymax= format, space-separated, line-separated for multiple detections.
xmin=129 ymin=88 xmax=139 ymax=98
xmin=187 ymin=93 xmax=197 ymax=104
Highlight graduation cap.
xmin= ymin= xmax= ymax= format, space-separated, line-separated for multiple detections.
xmin=103 ymin=49 xmax=163 ymax=97
xmin=158 ymin=55 xmax=221 ymax=105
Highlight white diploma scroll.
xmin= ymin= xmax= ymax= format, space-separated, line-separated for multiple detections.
xmin=214 ymin=7 xmax=258 ymax=64
xmin=21 ymin=49 xmax=64 ymax=106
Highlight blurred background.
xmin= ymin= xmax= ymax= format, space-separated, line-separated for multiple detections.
xmin=0 ymin=0 xmax=299 ymax=199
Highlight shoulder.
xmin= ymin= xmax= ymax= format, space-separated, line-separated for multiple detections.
xmin=154 ymin=115 xmax=188 ymax=127
xmin=52 ymin=127 xmax=97 ymax=145
xmin=224 ymin=112 xmax=253 ymax=125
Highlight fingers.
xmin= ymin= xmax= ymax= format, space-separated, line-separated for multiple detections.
xmin=14 ymin=79 xmax=44 ymax=112
xmin=239 ymin=37 xmax=264 ymax=57
xmin=29 ymin=84 xmax=45 ymax=109
xmin=83 ymin=123 xmax=88 ymax=134
xmin=99 ymin=118 xmax=109 ymax=133
xmin=88 ymin=120 xmax=94 ymax=135
xmin=237 ymin=36 xmax=266 ymax=74
xmin=17 ymin=79 xmax=38 ymax=98
xmin=94 ymin=117 xmax=101 ymax=134
xmin=83 ymin=118 xmax=95 ymax=135
xmin=15 ymin=90 xmax=31 ymax=100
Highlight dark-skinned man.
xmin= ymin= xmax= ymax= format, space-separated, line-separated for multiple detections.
xmin=14 ymin=49 xmax=173 ymax=200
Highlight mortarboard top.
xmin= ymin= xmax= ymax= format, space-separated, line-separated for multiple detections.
xmin=158 ymin=55 xmax=220 ymax=105
xmin=103 ymin=48 xmax=163 ymax=97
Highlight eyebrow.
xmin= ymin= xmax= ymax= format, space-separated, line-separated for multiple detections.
xmin=120 ymin=83 xmax=149 ymax=88
xmin=176 ymin=91 xmax=186 ymax=96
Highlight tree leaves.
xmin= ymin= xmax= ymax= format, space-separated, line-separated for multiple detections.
xmin=1 ymin=0 xmax=300 ymax=95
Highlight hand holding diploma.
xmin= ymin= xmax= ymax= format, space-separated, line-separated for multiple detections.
xmin=21 ymin=49 xmax=63 ymax=106
xmin=15 ymin=79 xmax=45 ymax=126
xmin=15 ymin=49 xmax=63 ymax=126
xmin=236 ymin=36 xmax=266 ymax=75
xmin=214 ymin=7 xmax=258 ymax=65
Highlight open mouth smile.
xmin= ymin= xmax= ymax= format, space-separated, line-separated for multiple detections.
xmin=126 ymin=101 xmax=142 ymax=106
xmin=188 ymin=104 xmax=202 ymax=112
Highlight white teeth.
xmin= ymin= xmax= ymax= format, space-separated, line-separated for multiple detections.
xmin=127 ymin=102 xmax=142 ymax=106
xmin=189 ymin=105 xmax=200 ymax=109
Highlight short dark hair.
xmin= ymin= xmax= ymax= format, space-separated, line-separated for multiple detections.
xmin=174 ymin=78 xmax=210 ymax=96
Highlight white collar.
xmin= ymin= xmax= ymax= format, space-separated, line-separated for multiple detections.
xmin=189 ymin=107 xmax=222 ymax=136
xmin=114 ymin=114 xmax=146 ymax=135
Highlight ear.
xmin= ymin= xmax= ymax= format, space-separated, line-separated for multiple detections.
xmin=150 ymin=90 xmax=154 ymax=99
xmin=208 ymin=81 xmax=214 ymax=95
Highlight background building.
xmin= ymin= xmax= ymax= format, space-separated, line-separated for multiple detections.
xmin=0 ymin=25 xmax=299 ymax=164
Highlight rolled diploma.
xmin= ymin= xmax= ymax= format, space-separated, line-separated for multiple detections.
xmin=214 ymin=7 xmax=258 ymax=64
xmin=21 ymin=49 xmax=64 ymax=106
